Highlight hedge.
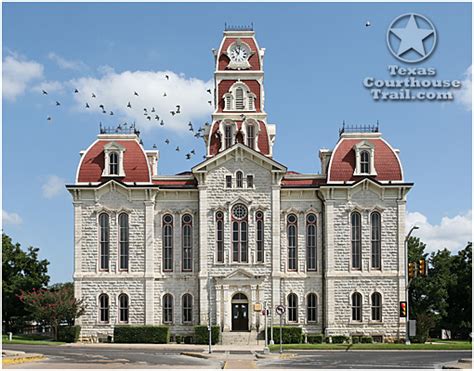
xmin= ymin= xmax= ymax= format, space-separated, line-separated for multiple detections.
xmin=58 ymin=325 xmax=81 ymax=343
xmin=307 ymin=334 xmax=324 ymax=344
xmin=361 ymin=336 xmax=373 ymax=343
xmin=351 ymin=336 xmax=360 ymax=344
xmin=194 ymin=326 xmax=220 ymax=345
xmin=114 ymin=325 xmax=169 ymax=343
xmin=267 ymin=326 xmax=303 ymax=344
xmin=331 ymin=335 xmax=348 ymax=344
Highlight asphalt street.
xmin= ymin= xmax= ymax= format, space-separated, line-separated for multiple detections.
xmin=257 ymin=350 xmax=472 ymax=369
xmin=3 ymin=344 xmax=222 ymax=369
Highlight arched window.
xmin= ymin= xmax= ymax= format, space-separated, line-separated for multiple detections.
xmin=371 ymin=292 xmax=382 ymax=321
xmin=307 ymin=293 xmax=317 ymax=323
xmin=109 ymin=152 xmax=119 ymax=175
xmin=246 ymin=124 xmax=255 ymax=149
xmin=351 ymin=212 xmax=362 ymax=270
xmin=352 ymin=292 xmax=362 ymax=321
xmin=236 ymin=171 xmax=243 ymax=188
xmin=162 ymin=214 xmax=173 ymax=272
xmin=99 ymin=293 xmax=109 ymax=323
xmin=118 ymin=293 xmax=129 ymax=323
xmin=371 ymin=212 xmax=381 ymax=269
xmin=360 ymin=150 xmax=370 ymax=174
xmin=163 ymin=294 xmax=173 ymax=324
xmin=118 ymin=213 xmax=129 ymax=270
xmin=216 ymin=212 xmax=224 ymax=263
xmin=287 ymin=214 xmax=298 ymax=271
xmin=232 ymin=204 xmax=248 ymax=263
xmin=288 ymin=293 xmax=298 ymax=322
xmin=306 ymin=213 xmax=317 ymax=271
xmin=182 ymin=294 xmax=193 ymax=324
xmin=224 ymin=125 xmax=233 ymax=149
xmin=182 ymin=214 xmax=193 ymax=272
xmin=99 ymin=213 xmax=109 ymax=270
xmin=256 ymin=211 xmax=264 ymax=263
xmin=235 ymin=87 xmax=244 ymax=110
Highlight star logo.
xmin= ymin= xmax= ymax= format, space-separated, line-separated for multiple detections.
xmin=387 ymin=13 xmax=437 ymax=63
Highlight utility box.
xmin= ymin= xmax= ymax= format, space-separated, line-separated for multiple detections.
xmin=409 ymin=320 xmax=417 ymax=336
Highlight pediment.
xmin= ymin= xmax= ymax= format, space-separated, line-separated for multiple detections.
xmin=225 ymin=268 xmax=255 ymax=280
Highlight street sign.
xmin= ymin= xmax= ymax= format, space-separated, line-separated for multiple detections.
xmin=254 ymin=303 xmax=262 ymax=312
xmin=276 ymin=305 xmax=285 ymax=316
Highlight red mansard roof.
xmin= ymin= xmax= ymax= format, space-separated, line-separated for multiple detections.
xmin=281 ymin=177 xmax=327 ymax=188
xmin=152 ymin=178 xmax=197 ymax=188
xmin=218 ymin=37 xmax=261 ymax=71
xmin=327 ymin=137 xmax=403 ymax=182
xmin=208 ymin=120 xmax=270 ymax=156
xmin=77 ymin=139 xmax=151 ymax=183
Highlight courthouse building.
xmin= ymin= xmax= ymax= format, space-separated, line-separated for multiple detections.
xmin=67 ymin=28 xmax=413 ymax=343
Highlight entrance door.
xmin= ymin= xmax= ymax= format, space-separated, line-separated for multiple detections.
xmin=231 ymin=293 xmax=249 ymax=331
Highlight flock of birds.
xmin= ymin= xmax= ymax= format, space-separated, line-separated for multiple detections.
xmin=42 ymin=74 xmax=214 ymax=161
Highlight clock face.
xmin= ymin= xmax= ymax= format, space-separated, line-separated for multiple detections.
xmin=229 ymin=44 xmax=250 ymax=62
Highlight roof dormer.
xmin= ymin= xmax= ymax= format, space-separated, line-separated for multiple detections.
xmin=102 ymin=142 xmax=126 ymax=178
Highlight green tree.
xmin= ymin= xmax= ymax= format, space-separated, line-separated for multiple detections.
xmin=19 ymin=283 xmax=85 ymax=340
xmin=2 ymin=233 xmax=50 ymax=332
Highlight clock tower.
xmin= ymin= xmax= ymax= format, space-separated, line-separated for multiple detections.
xmin=204 ymin=26 xmax=276 ymax=158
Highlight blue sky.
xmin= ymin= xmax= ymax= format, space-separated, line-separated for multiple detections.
xmin=3 ymin=2 xmax=471 ymax=283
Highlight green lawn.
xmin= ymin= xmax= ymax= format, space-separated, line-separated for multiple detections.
xmin=2 ymin=334 xmax=65 ymax=346
xmin=269 ymin=340 xmax=472 ymax=351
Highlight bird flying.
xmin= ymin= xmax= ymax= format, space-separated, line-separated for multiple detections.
xmin=127 ymin=102 xmax=132 ymax=108
xmin=42 ymin=90 xmax=48 ymax=95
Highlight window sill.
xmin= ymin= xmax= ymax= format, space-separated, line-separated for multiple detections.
xmin=348 ymin=321 xmax=363 ymax=325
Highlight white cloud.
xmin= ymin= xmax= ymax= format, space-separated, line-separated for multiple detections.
xmin=457 ymin=65 xmax=472 ymax=111
xmin=406 ymin=210 xmax=472 ymax=253
xmin=48 ymin=52 xmax=87 ymax=71
xmin=33 ymin=80 xmax=64 ymax=94
xmin=2 ymin=209 xmax=23 ymax=225
xmin=3 ymin=53 xmax=44 ymax=101
xmin=42 ymin=175 xmax=66 ymax=199
xmin=70 ymin=70 xmax=213 ymax=133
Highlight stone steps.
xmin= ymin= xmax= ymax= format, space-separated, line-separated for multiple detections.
xmin=221 ymin=331 xmax=258 ymax=345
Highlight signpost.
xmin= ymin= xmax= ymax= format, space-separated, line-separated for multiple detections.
xmin=263 ymin=301 xmax=269 ymax=354
xmin=275 ymin=305 xmax=285 ymax=354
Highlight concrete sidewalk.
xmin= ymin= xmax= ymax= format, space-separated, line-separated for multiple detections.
xmin=2 ymin=350 xmax=46 ymax=367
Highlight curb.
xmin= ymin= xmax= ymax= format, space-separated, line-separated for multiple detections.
xmin=2 ymin=354 xmax=46 ymax=366
xmin=180 ymin=351 xmax=211 ymax=360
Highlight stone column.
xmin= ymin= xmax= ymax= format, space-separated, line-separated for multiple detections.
xmin=198 ymin=184 xmax=209 ymax=324
xmin=271 ymin=185 xmax=281 ymax=310
xmin=223 ymin=285 xmax=230 ymax=331
xmin=73 ymin=201 xmax=83 ymax=326
xmin=324 ymin=200 xmax=335 ymax=332
xmin=144 ymin=200 xmax=155 ymax=325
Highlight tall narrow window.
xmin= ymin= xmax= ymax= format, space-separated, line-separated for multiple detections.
xmin=226 ymin=175 xmax=232 ymax=188
xmin=256 ymin=211 xmax=264 ymax=263
xmin=216 ymin=212 xmax=224 ymax=263
xmin=99 ymin=293 xmax=109 ymax=323
xmin=99 ymin=213 xmax=109 ymax=271
xmin=118 ymin=213 xmax=129 ymax=270
xmin=118 ymin=293 xmax=129 ymax=323
xmin=248 ymin=96 xmax=254 ymax=111
xmin=162 ymin=214 xmax=173 ymax=272
xmin=236 ymin=171 xmax=243 ymax=188
xmin=225 ymin=95 xmax=232 ymax=110
xmin=288 ymin=293 xmax=298 ymax=322
xmin=352 ymin=292 xmax=362 ymax=321
xmin=247 ymin=175 xmax=254 ymax=188
xmin=232 ymin=204 xmax=248 ymax=263
xmin=163 ymin=294 xmax=173 ymax=324
xmin=109 ymin=152 xmax=118 ymax=175
xmin=371 ymin=212 xmax=381 ymax=269
xmin=247 ymin=124 xmax=255 ymax=149
xmin=306 ymin=213 xmax=317 ymax=271
xmin=182 ymin=214 xmax=193 ymax=272
xmin=307 ymin=293 xmax=317 ymax=323
xmin=351 ymin=212 xmax=362 ymax=270
xmin=235 ymin=87 xmax=244 ymax=110
xmin=182 ymin=294 xmax=193 ymax=324
xmin=287 ymin=214 xmax=298 ymax=271
xmin=371 ymin=292 xmax=382 ymax=321
xmin=225 ymin=125 xmax=233 ymax=149
xmin=360 ymin=150 xmax=370 ymax=174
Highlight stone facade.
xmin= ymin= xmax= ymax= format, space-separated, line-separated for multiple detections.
xmin=67 ymin=28 xmax=413 ymax=343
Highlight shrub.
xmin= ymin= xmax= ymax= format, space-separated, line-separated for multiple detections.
xmin=268 ymin=326 xmax=303 ymax=344
xmin=114 ymin=325 xmax=169 ymax=344
xmin=332 ymin=335 xmax=348 ymax=344
xmin=351 ymin=336 xmax=360 ymax=344
xmin=194 ymin=326 xmax=220 ymax=345
xmin=361 ymin=336 xmax=373 ymax=343
xmin=183 ymin=335 xmax=193 ymax=344
xmin=307 ymin=334 xmax=324 ymax=344
xmin=57 ymin=326 xmax=81 ymax=343
xmin=175 ymin=335 xmax=182 ymax=344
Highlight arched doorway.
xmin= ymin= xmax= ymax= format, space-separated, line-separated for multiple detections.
xmin=231 ymin=293 xmax=249 ymax=331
